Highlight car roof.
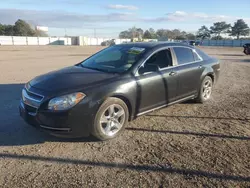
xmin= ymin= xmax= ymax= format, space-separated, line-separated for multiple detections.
xmin=116 ymin=42 xmax=193 ymax=49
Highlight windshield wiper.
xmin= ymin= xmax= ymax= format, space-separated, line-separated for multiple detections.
xmin=78 ymin=64 xmax=118 ymax=74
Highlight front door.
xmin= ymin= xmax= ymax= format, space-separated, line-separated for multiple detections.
xmin=135 ymin=49 xmax=178 ymax=113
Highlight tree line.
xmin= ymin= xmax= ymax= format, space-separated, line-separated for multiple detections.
xmin=119 ymin=27 xmax=196 ymax=40
xmin=119 ymin=19 xmax=250 ymax=40
xmin=1 ymin=18 xmax=249 ymax=40
xmin=0 ymin=19 xmax=47 ymax=37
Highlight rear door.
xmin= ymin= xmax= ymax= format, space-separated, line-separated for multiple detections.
xmin=173 ymin=47 xmax=205 ymax=100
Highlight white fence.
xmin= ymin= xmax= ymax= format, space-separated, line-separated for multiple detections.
xmin=78 ymin=36 xmax=130 ymax=46
xmin=0 ymin=36 xmax=72 ymax=45
xmin=1 ymin=35 xmax=250 ymax=47
xmin=0 ymin=36 xmax=130 ymax=46
xmin=201 ymin=39 xmax=250 ymax=47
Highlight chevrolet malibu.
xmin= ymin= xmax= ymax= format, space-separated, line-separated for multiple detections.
xmin=20 ymin=42 xmax=220 ymax=140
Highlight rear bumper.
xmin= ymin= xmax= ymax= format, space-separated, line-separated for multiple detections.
xmin=19 ymin=100 xmax=95 ymax=138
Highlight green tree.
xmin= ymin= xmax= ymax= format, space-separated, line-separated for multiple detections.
xmin=156 ymin=29 xmax=181 ymax=40
xmin=119 ymin=30 xmax=131 ymax=39
xmin=143 ymin=30 xmax=152 ymax=39
xmin=0 ymin=24 xmax=5 ymax=35
xmin=149 ymin=28 xmax=157 ymax=39
xmin=175 ymin=35 xmax=186 ymax=40
xmin=34 ymin=29 xmax=48 ymax=37
xmin=210 ymin=22 xmax=231 ymax=38
xmin=230 ymin=19 xmax=250 ymax=39
xmin=211 ymin=36 xmax=224 ymax=40
xmin=172 ymin=29 xmax=182 ymax=39
xmin=129 ymin=27 xmax=137 ymax=38
xmin=186 ymin=33 xmax=196 ymax=40
xmin=136 ymin=28 xmax=144 ymax=39
xmin=0 ymin=20 xmax=48 ymax=36
xmin=181 ymin=31 xmax=187 ymax=36
xmin=4 ymin=25 xmax=14 ymax=35
xmin=13 ymin=19 xmax=35 ymax=36
xmin=156 ymin=29 xmax=168 ymax=38
xmin=119 ymin=27 xmax=144 ymax=39
xmin=196 ymin=25 xmax=211 ymax=39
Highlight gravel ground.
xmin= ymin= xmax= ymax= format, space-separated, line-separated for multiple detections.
xmin=0 ymin=45 xmax=249 ymax=188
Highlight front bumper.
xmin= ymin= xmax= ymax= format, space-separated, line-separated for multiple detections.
xmin=19 ymin=100 xmax=94 ymax=138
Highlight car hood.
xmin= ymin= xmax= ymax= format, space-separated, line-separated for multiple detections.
xmin=29 ymin=66 xmax=118 ymax=92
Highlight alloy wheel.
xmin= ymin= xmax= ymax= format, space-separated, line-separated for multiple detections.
xmin=202 ymin=80 xmax=212 ymax=100
xmin=100 ymin=104 xmax=125 ymax=136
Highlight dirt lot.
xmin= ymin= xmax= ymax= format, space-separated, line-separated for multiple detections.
xmin=0 ymin=45 xmax=249 ymax=187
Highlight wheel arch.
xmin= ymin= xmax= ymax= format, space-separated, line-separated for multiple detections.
xmin=110 ymin=94 xmax=133 ymax=121
xmin=205 ymin=73 xmax=215 ymax=83
xmin=201 ymin=66 xmax=215 ymax=83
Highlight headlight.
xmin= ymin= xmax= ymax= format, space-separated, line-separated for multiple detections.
xmin=48 ymin=92 xmax=86 ymax=111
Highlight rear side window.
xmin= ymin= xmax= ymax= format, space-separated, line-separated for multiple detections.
xmin=195 ymin=48 xmax=210 ymax=60
xmin=193 ymin=50 xmax=202 ymax=61
xmin=173 ymin=47 xmax=194 ymax=65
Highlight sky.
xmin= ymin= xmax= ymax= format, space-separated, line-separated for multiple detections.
xmin=0 ymin=0 xmax=250 ymax=37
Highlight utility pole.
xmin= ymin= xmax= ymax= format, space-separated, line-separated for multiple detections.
xmin=64 ymin=28 xmax=67 ymax=37
xmin=94 ymin=28 xmax=96 ymax=38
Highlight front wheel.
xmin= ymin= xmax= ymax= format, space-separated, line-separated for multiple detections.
xmin=195 ymin=76 xmax=213 ymax=103
xmin=91 ymin=97 xmax=129 ymax=141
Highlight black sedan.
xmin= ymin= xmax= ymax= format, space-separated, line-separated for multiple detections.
xmin=20 ymin=42 xmax=220 ymax=140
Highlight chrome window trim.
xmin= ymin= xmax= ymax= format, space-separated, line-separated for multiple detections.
xmin=135 ymin=45 xmax=204 ymax=76
xmin=135 ymin=47 xmax=174 ymax=76
xmin=137 ymin=94 xmax=195 ymax=116
xmin=192 ymin=49 xmax=203 ymax=62
xmin=172 ymin=46 xmax=204 ymax=66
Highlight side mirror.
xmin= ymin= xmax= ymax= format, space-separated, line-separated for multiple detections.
xmin=138 ymin=64 xmax=159 ymax=75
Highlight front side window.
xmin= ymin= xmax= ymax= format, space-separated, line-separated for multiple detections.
xmin=173 ymin=47 xmax=195 ymax=65
xmin=80 ymin=46 xmax=146 ymax=73
xmin=144 ymin=49 xmax=172 ymax=69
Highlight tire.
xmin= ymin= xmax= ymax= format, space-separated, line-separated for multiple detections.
xmin=91 ymin=97 xmax=129 ymax=141
xmin=195 ymin=76 xmax=213 ymax=103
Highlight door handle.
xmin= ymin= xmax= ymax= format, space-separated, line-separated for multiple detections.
xmin=198 ymin=65 xmax=203 ymax=69
xmin=169 ymin=71 xmax=177 ymax=76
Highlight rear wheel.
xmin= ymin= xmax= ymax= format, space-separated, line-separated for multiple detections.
xmin=196 ymin=76 xmax=213 ymax=103
xmin=92 ymin=97 xmax=129 ymax=141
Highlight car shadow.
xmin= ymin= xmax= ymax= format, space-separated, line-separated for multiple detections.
xmin=217 ymin=54 xmax=245 ymax=57
xmin=1 ymin=83 xmax=249 ymax=146
xmin=126 ymin=127 xmax=250 ymax=140
xmin=240 ymin=59 xmax=250 ymax=63
xmin=0 ymin=83 xmax=98 ymax=146
xmin=221 ymin=58 xmax=250 ymax=63
xmin=146 ymin=114 xmax=250 ymax=122
xmin=0 ymin=152 xmax=249 ymax=182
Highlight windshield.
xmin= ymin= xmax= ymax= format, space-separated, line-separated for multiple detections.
xmin=80 ymin=46 xmax=146 ymax=73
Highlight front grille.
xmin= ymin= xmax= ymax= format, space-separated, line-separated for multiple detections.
xmin=22 ymin=88 xmax=44 ymax=109
xmin=25 ymin=104 xmax=37 ymax=113
xmin=26 ymin=90 xmax=43 ymax=101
